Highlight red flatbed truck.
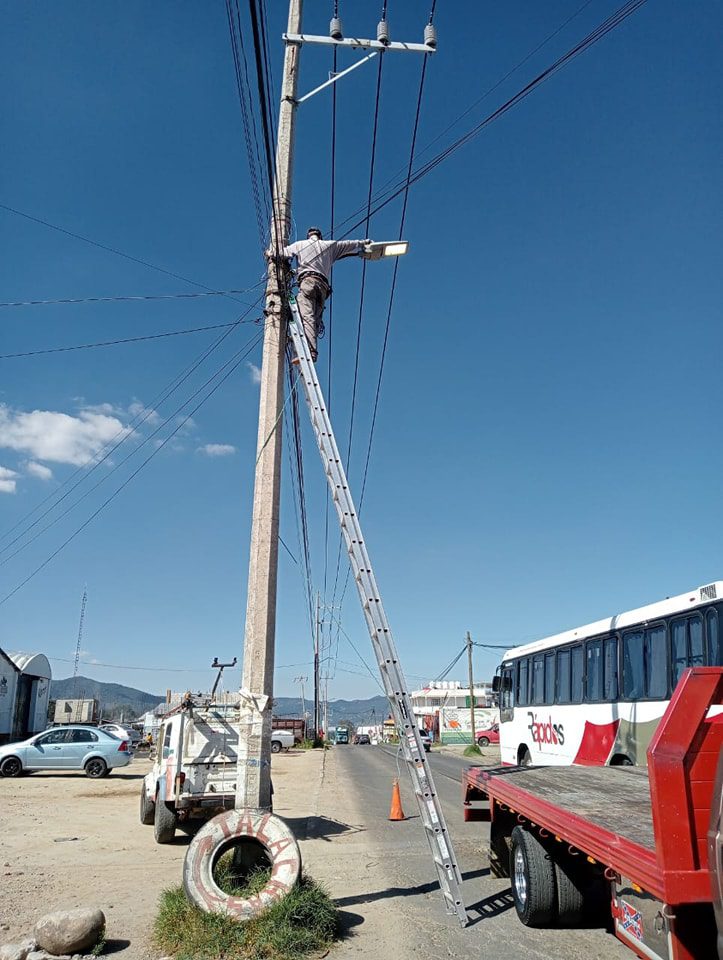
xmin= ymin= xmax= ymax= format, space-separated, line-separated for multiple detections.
xmin=462 ymin=667 xmax=723 ymax=960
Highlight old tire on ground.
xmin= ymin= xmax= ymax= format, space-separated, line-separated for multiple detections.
xmin=478 ymin=736 xmax=490 ymax=747
xmin=84 ymin=757 xmax=107 ymax=779
xmin=140 ymin=783 xmax=155 ymax=825
xmin=154 ymin=793 xmax=177 ymax=844
xmin=510 ymin=826 xmax=556 ymax=926
xmin=183 ymin=809 xmax=302 ymax=918
xmin=270 ymin=740 xmax=282 ymax=754
xmin=0 ymin=756 xmax=22 ymax=777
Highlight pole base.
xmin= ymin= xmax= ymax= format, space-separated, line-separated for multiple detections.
xmin=183 ymin=809 xmax=302 ymax=918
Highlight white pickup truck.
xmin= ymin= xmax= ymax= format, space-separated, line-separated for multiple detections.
xmin=140 ymin=704 xmax=294 ymax=843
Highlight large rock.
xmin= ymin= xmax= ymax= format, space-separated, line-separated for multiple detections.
xmin=33 ymin=909 xmax=104 ymax=956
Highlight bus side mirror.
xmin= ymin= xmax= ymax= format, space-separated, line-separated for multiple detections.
xmin=492 ymin=675 xmax=500 ymax=693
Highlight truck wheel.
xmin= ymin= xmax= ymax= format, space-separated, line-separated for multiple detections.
xmin=271 ymin=740 xmax=282 ymax=754
xmin=85 ymin=758 xmax=107 ymax=779
xmin=489 ymin=819 xmax=511 ymax=878
xmin=510 ymin=826 xmax=556 ymax=926
xmin=154 ymin=793 xmax=177 ymax=844
xmin=0 ymin=756 xmax=22 ymax=778
xmin=553 ymin=856 xmax=585 ymax=925
xmin=140 ymin=783 xmax=155 ymax=825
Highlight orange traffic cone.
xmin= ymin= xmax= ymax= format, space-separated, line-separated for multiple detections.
xmin=389 ymin=778 xmax=406 ymax=821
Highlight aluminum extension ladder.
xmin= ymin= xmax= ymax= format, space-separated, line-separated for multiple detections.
xmin=287 ymin=296 xmax=469 ymax=926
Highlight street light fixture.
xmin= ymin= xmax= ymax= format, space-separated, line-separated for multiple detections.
xmin=362 ymin=240 xmax=409 ymax=261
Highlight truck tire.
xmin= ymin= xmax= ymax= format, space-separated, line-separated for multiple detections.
xmin=510 ymin=826 xmax=556 ymax=926
xmin=490 ymin=818 xmax=511 ymax=878
xmin=271 ymin=740 xmax=282 ymax=754
xmin=553 ymin=856 xmax=586 ymax=925
xmin=154 ymin=792 xmax=177 ymax=844
xmin=140 ymin=783 xmax=155 ymax=825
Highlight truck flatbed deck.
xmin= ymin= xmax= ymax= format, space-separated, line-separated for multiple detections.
xmin=462 ymin=668 xmax=723 ymax=959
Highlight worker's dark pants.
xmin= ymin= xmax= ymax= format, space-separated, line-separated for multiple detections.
xmin=296 ymin=275 xmax=329 ymax=361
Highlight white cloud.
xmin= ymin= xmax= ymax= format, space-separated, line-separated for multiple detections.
xmin=247 ymin=362 xmax=262 ymax=385
xmin=128 ymin=401 xmax=161 ymax=426
xmin=25 ymin=461 xmax=54 ymax=481
xmin=0 ymin=466 xmax=17 ymax=494
xmin=198 ymin=443 xmax=237 ymax=457
xmin=0 ymin=404 xmax=131 ymax=466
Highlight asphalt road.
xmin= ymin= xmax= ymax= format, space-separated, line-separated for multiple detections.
xmin=333 ymin=743 xmax=630 ymax=960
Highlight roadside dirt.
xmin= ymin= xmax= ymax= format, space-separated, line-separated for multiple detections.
xmin=0 ymin=751 xmax=309 ymax=959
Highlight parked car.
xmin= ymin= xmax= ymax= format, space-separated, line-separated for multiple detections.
xmin=0 ymin=725 xmax=132 ymax=778
xmin=100 ymin=722 xmax=141 ymax=745
xmin=476 ymin=723 xmax=500 ymax=747
xmin=418 ymin=729 xmax=432 ymax=752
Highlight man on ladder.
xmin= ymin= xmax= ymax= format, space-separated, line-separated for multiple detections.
xmin=269 ymin=227 xmax=371 ymax=361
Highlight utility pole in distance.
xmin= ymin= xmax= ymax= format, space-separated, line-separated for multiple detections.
xmin=236 ymin=0 xmax=303 ymax=814
xmin=313 ymin=592 xmax=321 ymax=740
xmin=467 ymin=631 xmax=477 ymax=748
xmin=293 ymin=675 xmax=308 ymax=727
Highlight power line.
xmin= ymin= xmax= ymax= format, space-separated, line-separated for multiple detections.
xmin=337 ymin=0 xmax=649 ymax=239
xmin=0 ymin=285 xmax=263 ymax=310
xmin=0 ymin=330 xmax=264 ymax=606
xmin=0 ymin=202 xmax=255 ymax=305
xmin=0 ymin=318 xmax=261 ymax=360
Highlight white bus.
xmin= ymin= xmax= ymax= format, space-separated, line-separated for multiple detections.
xmin=494 ymin=581 xmax=723 ymax=767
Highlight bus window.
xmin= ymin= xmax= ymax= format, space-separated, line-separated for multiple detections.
xmin=645 ymin=625 xmax=667 ymax=698
xmin=570 ymin=645 xmax=583 ymax=703
xmin=499 ymin=665 xmax=514 ymax=718
xmin=517 ymin=659 xmax=529 ymax=707
xmin=603 ymin=636 xmax=618 ymax=700
xmin=690 ymin=616 xmax=704 ymax=667
xmin=544 ymin=652 xmax=555 ymax=704
xmin=532 ymin=656 xmax=544 ymax=705
xmin=585 ymin=639 xmax=603 ymax=701
xmin=622 ymin=630 xmax=644 ymax=699
xmin=707 ymin=609 xmax=722 ymax=665
xmin=671 ymin=620 xmax=687 ymax=688
xmin=557 ymin=648 xmax=571 ymax=703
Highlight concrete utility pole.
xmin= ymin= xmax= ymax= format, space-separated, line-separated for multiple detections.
xmin=237 ymin=0 xmax=303 ymax=812
xmin=467 ymin=631 xmax=477 ymax=747
xmin=313 ymin=592 xmax=321 ymax=739
xmin=293 ymin=675 xmax=308 ymax=726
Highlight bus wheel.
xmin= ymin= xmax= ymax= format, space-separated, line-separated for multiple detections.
xmin=510 ymin=826 xmax=556 ymax=927
xmin=609 ymin=754 xmax=633 ymax=766
xmin=518 ymin=747 xmax=532 ymax=767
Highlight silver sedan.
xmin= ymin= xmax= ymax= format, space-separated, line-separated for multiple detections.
xmin=0 ymin=725 xmax=133 ymax=778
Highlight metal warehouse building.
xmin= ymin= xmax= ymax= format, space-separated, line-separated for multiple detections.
xmin=0 ymin=647 xmax=52 ymax=743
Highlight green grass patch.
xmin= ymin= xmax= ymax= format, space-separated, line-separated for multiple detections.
xmin=463 ymin=744 xmax=482 ymax=758
xmin=154 ymin=875 xmax=339 ymax=960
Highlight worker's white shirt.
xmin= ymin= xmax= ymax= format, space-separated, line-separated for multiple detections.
xmin=282 ymin=238 xmax=364 ymax=284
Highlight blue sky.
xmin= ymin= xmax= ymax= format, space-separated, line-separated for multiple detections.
xmin=0 ymin=1 xmax=721 ymax=703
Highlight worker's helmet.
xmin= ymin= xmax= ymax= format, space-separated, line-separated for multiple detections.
xmin=307 ymin=227 xmax=323 ymax=240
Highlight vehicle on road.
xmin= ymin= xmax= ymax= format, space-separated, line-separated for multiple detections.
xmin=476 ymin=724 xmax=499 ymax=747
xmin=418 ymin=729 xmax=432 ymax=752
xmin=141 ymin=701 xmax=293 ymax=843
xmin=493 ymin=581 xmax=723 ymax=767
xmin=100 ymin=722 xmax=141 ymax=745
xmin=355 ymin=734 xmax=371 ymax=745
xmin=0 ymin=725 xmax=132 ymax=778
xmin=335 ymin=726 xmax=350 ymax=744
xmin=463 ymin=666 xmax=723 ymax=959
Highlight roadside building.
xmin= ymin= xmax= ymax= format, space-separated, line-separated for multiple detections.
xmin=0 ymin=647 xmax=52 ymax=743
xmin=410 ymin=680 xmax=498 ymax=744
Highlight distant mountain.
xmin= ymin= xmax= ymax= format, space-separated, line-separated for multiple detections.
xmin=49 ymin=677 xmax=391 ymax=727
xmin=50 ymin=676 xmax=162 ymax=720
